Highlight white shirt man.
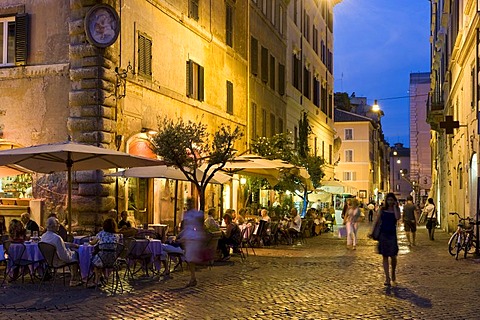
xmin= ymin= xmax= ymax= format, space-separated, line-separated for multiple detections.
xmin=41 ymin=217 xmax=81 ymax=286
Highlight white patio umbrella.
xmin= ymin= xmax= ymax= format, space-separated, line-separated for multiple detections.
xmin=107 ymin=165 xmax=232 ymax=184
xmin=0 ymin=165 xmax=33 ymax=178
xmin=220 ymin=154 xmax=295 ymax=184
xmin=0 ymin=141 xmax=163 ymax=232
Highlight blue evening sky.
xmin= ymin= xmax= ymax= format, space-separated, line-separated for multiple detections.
xmin=333 ymin=0 xmax=431 ymax=147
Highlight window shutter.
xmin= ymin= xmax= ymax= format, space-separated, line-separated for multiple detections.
xmin=226 ymin=3 xmax=233 ymax=47
xmin=278 ymin=63 xmax=285 ymax=95
xmin=145 ymin=37 xmax=152 ymax=76
xmin=198 ymin=65 xmax=204 ymax=101
xmin=261 ymin=46 xmax=268 ymax=83
xmin=269 ymin=55 xmax=275 ymax=90
xmin=251 ymin=37 xmax=258 ymax=75
xmin=138 ymin=35 xmax=145 ymax=75
xmin=186 ymin=60 xmax=193 ymax=97
xmin=15 ymin=14 xmax=28 ymax=66
xmin=226 ymin=81 xmax=233 ymax=114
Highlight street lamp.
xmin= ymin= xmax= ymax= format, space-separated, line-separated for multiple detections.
xmin=391 ymin=150 xmax=398 ymax=193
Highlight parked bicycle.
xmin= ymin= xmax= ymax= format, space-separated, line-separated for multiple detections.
xmin=447 ymin=212 xmax=477 ymax=260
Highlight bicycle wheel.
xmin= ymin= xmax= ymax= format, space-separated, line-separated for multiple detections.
xmin=456 ymin=234 xmax=463 ymax=260
xmin=448 ymin=233 xmax=459 ymax=256
xmin=464 ymin=235 xmax=471 ymax=259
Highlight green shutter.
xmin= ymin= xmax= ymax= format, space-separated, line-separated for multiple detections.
xmin=146 ymin=37 xmax=152 ymax=76
xmin=278 ymin=63 xmax=285 ymax=95
xmin=15 ymin=14 xmax=28 ymax=66
xmin=198 ymin=65 xmax=204 ymax=101
xmin=186 ymin=60 xmax=192 ymax=97
xmin=261 ymin=46 xmax=268 ymax=83
xmin=251 ymin=37 xmax=258 ymax=75
xmin=227 ymin=81 xmax=233 ymax=114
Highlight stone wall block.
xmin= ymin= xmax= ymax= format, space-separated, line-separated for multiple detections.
xmin=79 ymin=105 xmax=111 ymax=118
xmin=70 ymin=44 xmax=98 ymax=59
xmin=69 ymin=90 xmax=98 ymax=106
xmin=68 ymin=18 xmax=85 ymax=36
xmin=73 ymin=170 xmax=101 ymax=183
xmin=78 ymin=183 xmax=110 ymax=197
xmin=68 ymin=117 xmax=101 ymax=132
xmin=70 ymin=67 xmax=98 ymax=81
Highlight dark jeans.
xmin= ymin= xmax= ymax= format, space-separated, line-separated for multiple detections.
xmin=426 ymin=218 xmax=436 ymax=240
xmin=218 ymin=237 xmax=238 ymax=257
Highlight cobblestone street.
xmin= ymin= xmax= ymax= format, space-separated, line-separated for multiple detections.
xmin=1 ymin=223 xmax=480 ymax=319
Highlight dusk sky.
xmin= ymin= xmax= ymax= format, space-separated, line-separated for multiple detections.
xmin=333 ymin=0 xmax=431 ymax=147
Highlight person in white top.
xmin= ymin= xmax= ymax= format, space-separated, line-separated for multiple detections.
xmin=40 ymin=217 xmax=82 ymax=286
xmin=422 ymin=198 xmax=437 ymax=240
xmin=345 ymin=198 xmax=361 ymax=249
xmin=260 ymin=209 xmax=271 ymax=223
xmin=287 ymin=208 xmax=302 ymax=243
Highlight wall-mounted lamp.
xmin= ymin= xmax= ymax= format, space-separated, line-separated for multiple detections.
xmin=240 ymin=177 xmax=247 ymax=185
xmin=115 ymin=61 xmax=135 ymax=99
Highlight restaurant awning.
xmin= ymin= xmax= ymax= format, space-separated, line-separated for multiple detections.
xmin=319 ymin=180 xmax=357 ymax=196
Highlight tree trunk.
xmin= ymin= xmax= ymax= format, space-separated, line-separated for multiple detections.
xmin=198 ymin=187 xmax=206 ymax=212
xmin=302 ymin=188 xmax=309 ymax=216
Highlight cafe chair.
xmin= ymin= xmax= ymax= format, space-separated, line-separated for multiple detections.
xmin=124 ymin=238 xmax=152 ymax=279
xmin=240 ymin=224 xmax=256 ymax=257
xmin=1 ymin=241 xmax=36 ymax=285
xmin=87 ymin=242 xmax=124 ymax=294
xmin=38 ymin=242 xmax=79 ymax=288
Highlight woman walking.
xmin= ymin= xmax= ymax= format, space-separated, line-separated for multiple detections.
xmin=345 ymin=198 xmax=361 ymax=249
xmin=423 ymin=198 xmax=436 ymax=240
xmin=376 ymin=193 xmax=401 ymax=286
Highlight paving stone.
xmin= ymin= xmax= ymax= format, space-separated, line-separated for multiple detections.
xmin=0 ymin=225 xmax=479 ymax=319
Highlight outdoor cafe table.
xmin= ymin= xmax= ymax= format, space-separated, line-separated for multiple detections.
xmin=76 ymin=244 xmax=95 ymax=281
xmin=130 ymin=239 xmax=163 ymax=271
xmin=3 ymin=242 xmax=44 ymax=272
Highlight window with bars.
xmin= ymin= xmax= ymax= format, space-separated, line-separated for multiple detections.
xmin=0 ymin=14 xmax=28 ymax=66
xmin=261 ymin=46 xmax=268 ymax=83
xmin=226 ymin=80 xmax=233 ymax=114
xmin=226 ymin=2 xmax=233 ymax=47
xmin=189 ymin=0 xmax=199 ymax=20
xmin=186 ymin=59 xmax=204 ymax=101
xmin=269 ymin=55 xmax=275 ymax=90
xmin=251 ymin=37 xmax=258 ymax=75
xmin=138 ymin=33 xmax=152 ymax=77
xmin=344 ymin=128 xmax=353 ymax=140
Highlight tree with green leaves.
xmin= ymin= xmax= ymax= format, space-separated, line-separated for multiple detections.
xmin=151 ymin=116 xmax=243 ymax=212
xmin=251 ymin=112 xmax=325 ymax=215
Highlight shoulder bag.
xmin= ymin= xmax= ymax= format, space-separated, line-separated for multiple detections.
xmin=370 ymin=211 xmax=382 ymax=241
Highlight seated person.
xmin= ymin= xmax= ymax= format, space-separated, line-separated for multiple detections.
xmin=47 ymin=213 xmax=67 ymax=241
xmin=117 ymin=211 xmax=137 ymax=238
xmin=204 ymin=208 xmax=220 ymax=232
xmin=118 ymin=210 xmax=132 ymax=229
xmin=260 ymin=209 xmax=271 ymax=223
xmin=21 ymin=212 xmax=40 ymax=235
xmin=287 ymin=208 xmax=302 ymax=241
xmin=8 ymin=219 xmax=27 ymax=243
xmin=158 ymin=238 xmax=185 ymax=277
xmin=40 ymin=217 xmax=82 ymax=287
xmin=217 ymin=213 xmax=242 ymax=260
xmin=236 ymin=208 xmax=246 ymax=225
xmin=88 ymin=218 xmax=121 ymax=288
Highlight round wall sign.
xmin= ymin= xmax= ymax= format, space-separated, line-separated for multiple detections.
xmin=85 ymin=4 xmax=120 ymax=48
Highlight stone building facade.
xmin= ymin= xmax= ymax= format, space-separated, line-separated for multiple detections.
xmin=428 ymin=0 xmax=479 ymax=231
xmin=0 ymin=0 xmax=342 ymax=228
